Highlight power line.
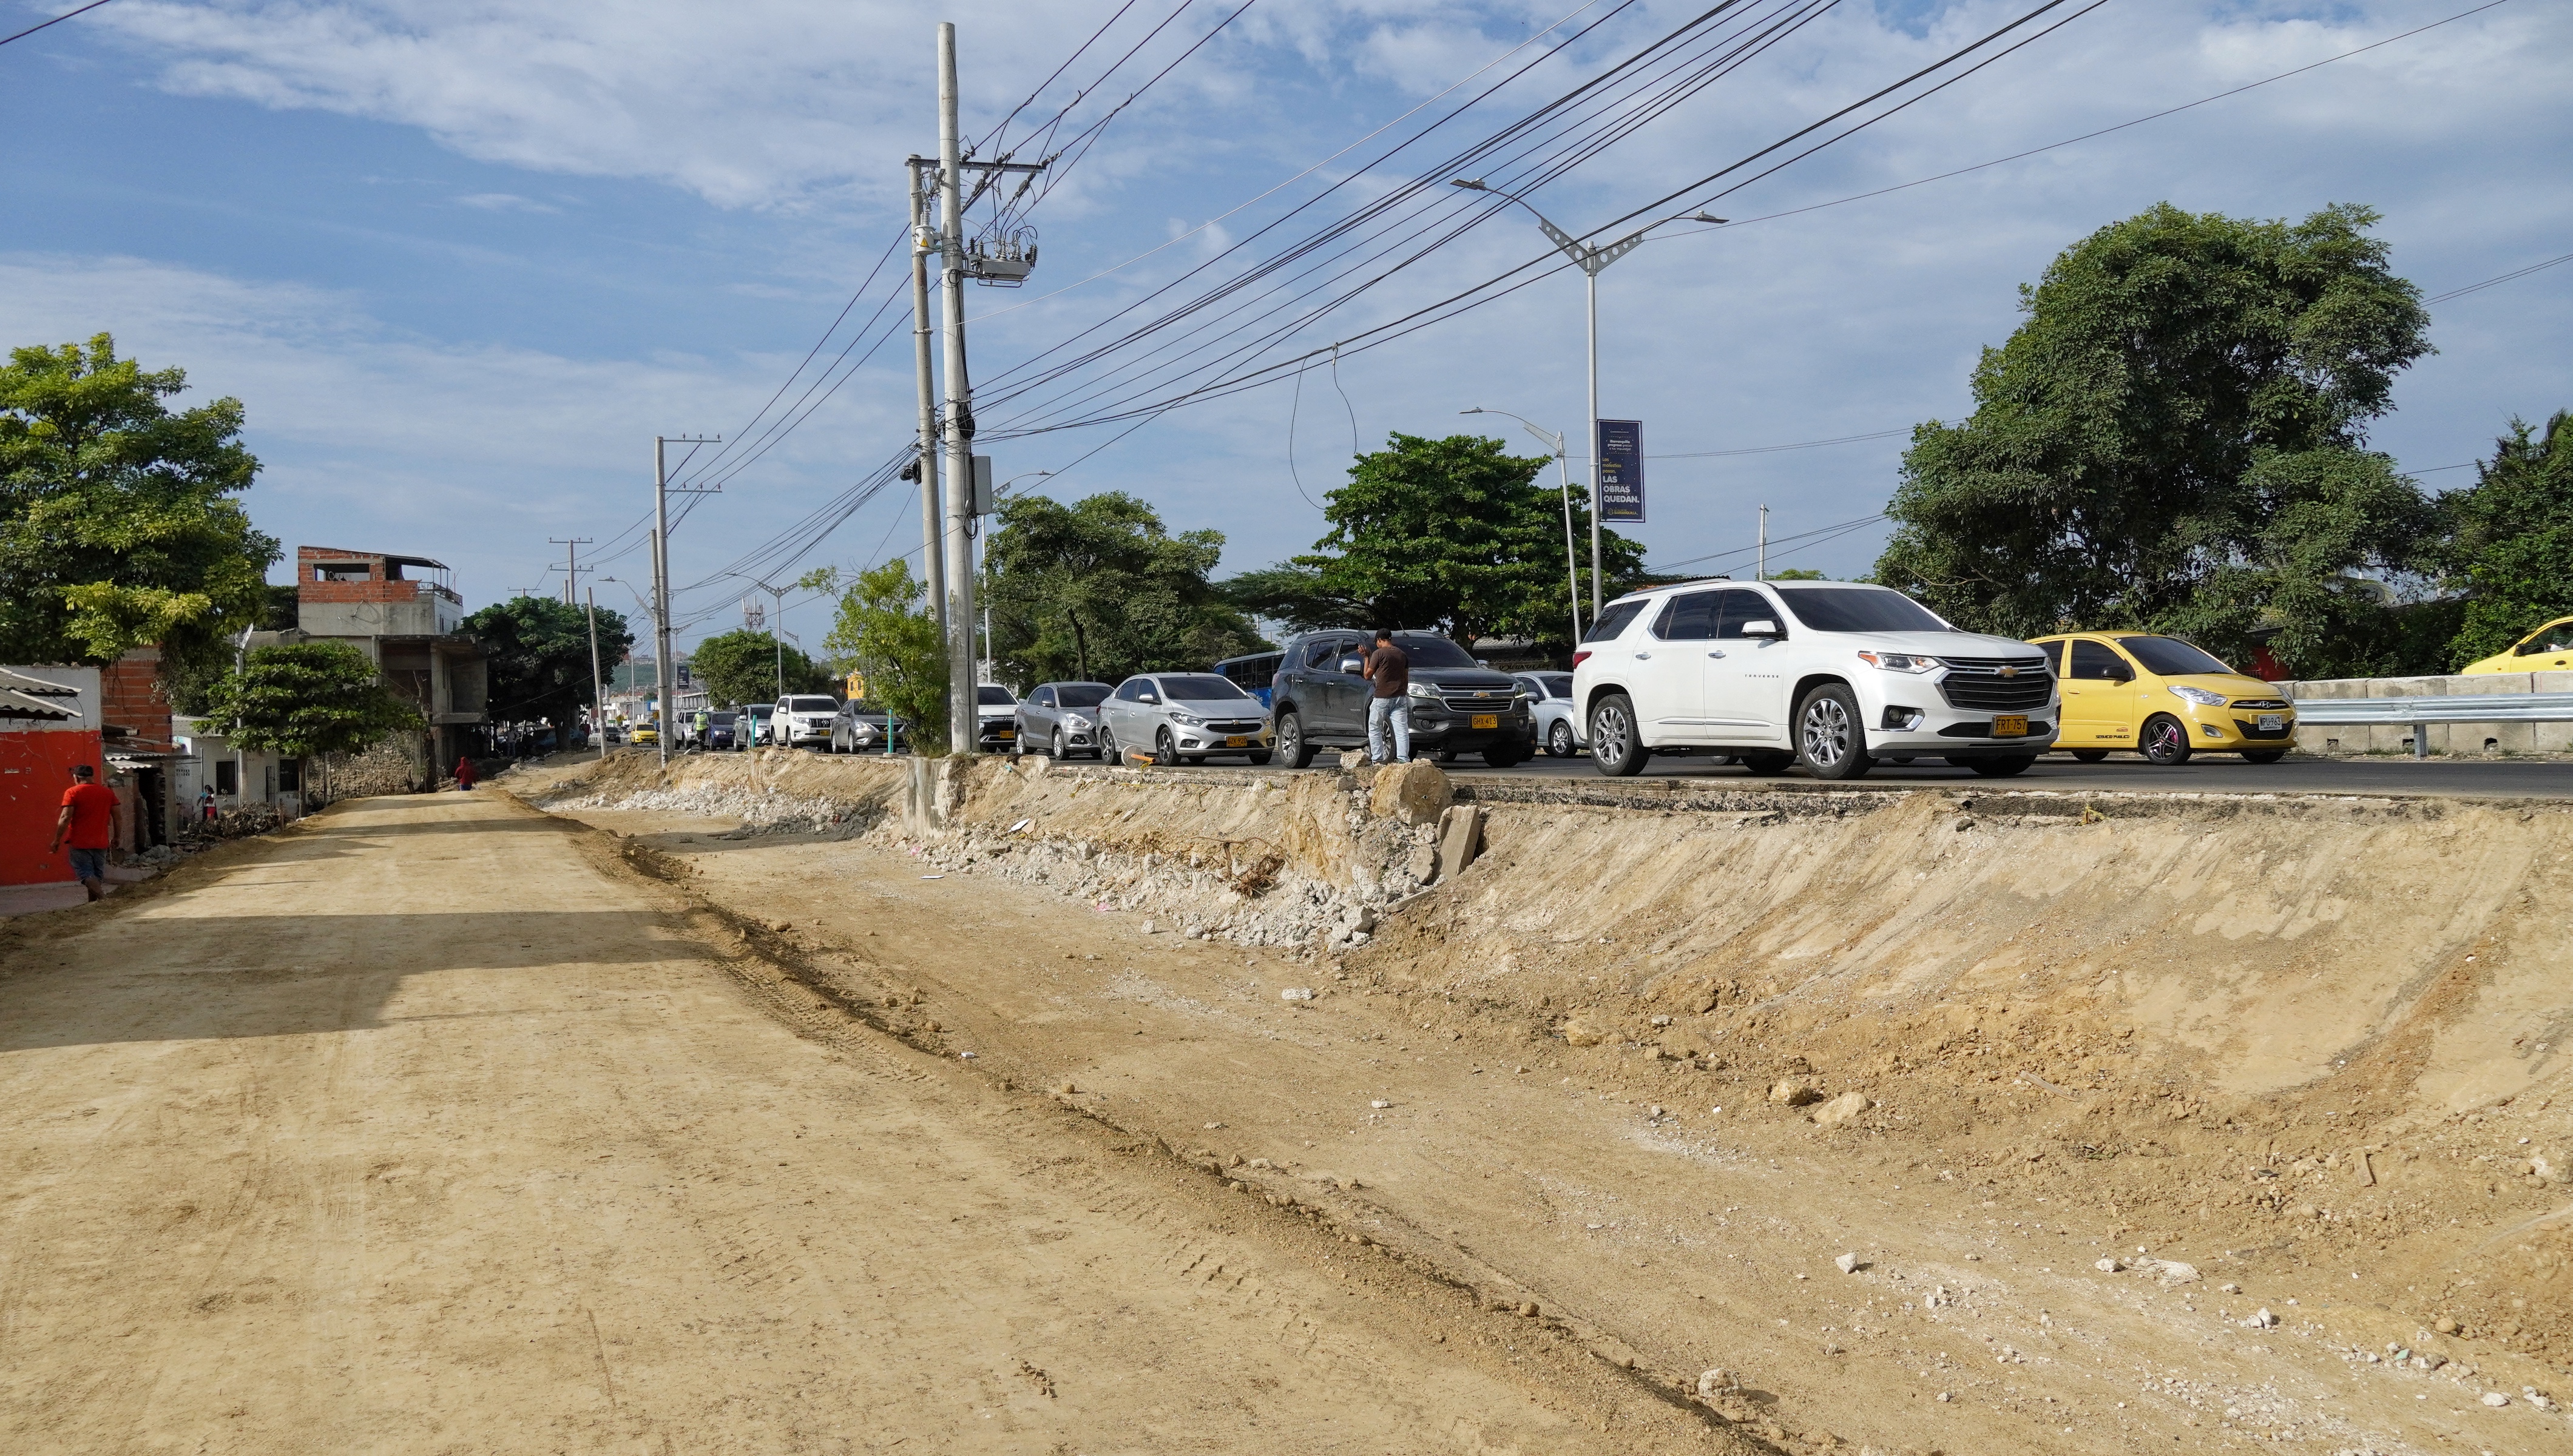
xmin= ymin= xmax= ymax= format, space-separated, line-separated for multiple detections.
xmin=0 ymin=0 xmax=113 ymax=49
xmin=2427 ymin=248 xmax=2571 ymax=305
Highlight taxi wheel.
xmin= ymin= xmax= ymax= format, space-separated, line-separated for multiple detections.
xmin=2070 ymin=749 xmax=2109 ymax=762
xmin=2243 ymin=749 xmax=2287 ymax=764
xmin=2139 ymin=713 xmax=2193 ymax=766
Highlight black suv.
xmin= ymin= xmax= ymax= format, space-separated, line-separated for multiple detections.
xmin=1269 ymin=630 xmax=1536 ymax=769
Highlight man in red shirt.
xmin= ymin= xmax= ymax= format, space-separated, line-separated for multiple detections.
xmin=50 ymin=763 xmax=120 ymax=902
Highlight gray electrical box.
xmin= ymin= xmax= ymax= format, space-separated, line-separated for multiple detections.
xmin=972 ymin=455 xmax=994 ymax=516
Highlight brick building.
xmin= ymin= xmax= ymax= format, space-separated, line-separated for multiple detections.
xmin=285 ymin=546 xmax=490 ymax=775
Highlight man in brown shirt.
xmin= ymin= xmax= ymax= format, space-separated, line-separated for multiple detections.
xmin=1362 ymin=629 xmax=1411 ymax=763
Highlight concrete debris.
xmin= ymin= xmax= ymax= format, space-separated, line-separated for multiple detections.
xmin=1368 ymin=761 xmax=1453 ymax=826
xmin=1280 ymin=987 xmax=1315 ymax=1001
xmin=2481 ymin=1392 xmax=2510 ymax=1407
xmin=2095 ymin=1258 xmax=2126 ymax=1273
xmin=1435 ymin=804 xmax=1485 ymax=883
xmin=2245 ymin=1308 xmax=2278 ymax=1329
xmin=1834 ymin=1252 xmax=1859 ymax=1275
xmin=1140 ymin=919 xmax=1160 ymax=934
xmin=1370 ymin=1099 xmax=1391 ymax=1109
xmin=1810 ymin=1091 xmax=1870 ymax=1126
xmin=2221 ymin=1282 xmax=2243 ymax=1294
xmin=1696 ymin=1368 xmax=1738 ymax=1400
xmin=2144 ymin=1259 xmax=2200 ymax=1285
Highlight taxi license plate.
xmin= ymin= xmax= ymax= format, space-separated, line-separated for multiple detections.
xmin=1992 ymin=714 xmax=2028 ymax=737
xmin=1225 ymin=735 xmax=1248 ymax=748
xmin=1472 ymin=713 xmax=1498 ymax=729
xmin=995 ymin=727 xmax=1015 ymax=738
xmin=2257 ymin=714 xmax=2284 ymax=732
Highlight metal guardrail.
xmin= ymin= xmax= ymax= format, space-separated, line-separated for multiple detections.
xmin=2285 ymin=691 xmax=2573 ymax=758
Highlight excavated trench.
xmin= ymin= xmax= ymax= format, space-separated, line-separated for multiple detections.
xmin=521 ymin=748 xmax=2573 ymax=1397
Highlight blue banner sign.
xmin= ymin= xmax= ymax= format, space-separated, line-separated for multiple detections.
xmin=1595 ymin=419 xmax=1644 ymax=522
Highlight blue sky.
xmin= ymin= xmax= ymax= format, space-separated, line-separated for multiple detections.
xmin=5 ymin=0 xmax=2566 ymax=654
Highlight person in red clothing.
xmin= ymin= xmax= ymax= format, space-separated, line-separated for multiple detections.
xmin=453 ymin=757 xmax=478 ymax=791
xmin=49 ymin=763 xmax=119 ymax=902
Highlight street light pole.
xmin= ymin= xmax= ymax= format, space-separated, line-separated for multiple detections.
xmin=1461 ymin=406 xmax=1581 ymax=647
xmin=1449 ymin=180 xmax=1723 ymax=619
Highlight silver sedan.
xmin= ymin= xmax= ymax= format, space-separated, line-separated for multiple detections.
xmin=1095 ymin=672 xmax=1275 ymax=766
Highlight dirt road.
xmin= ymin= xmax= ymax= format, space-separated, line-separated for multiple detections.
xmin=0 ymin=793 xmax=1734 ymax=1454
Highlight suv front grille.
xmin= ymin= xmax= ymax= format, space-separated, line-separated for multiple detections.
xmin=1937 ymin=658 xmax=2053 ymax=712
xmin=1436 ymin=689 xmax=1516 ymax=710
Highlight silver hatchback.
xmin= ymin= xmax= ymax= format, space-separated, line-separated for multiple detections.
xmin=1096 ymin=673 xmax=1275 ymax=766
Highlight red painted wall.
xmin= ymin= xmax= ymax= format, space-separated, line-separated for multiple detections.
xmin=0 ymin=731 xmax=106 ymax=886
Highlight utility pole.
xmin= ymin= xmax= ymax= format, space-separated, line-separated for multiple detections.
xmin=1757 ymin=505 xmax=1768 ymax=582
xmin=936 ymin=22 xmax=976 ymax=757
xmin=906 ymin=156 xmax=947 ymax=647
xmin=754 ymin=577 xmax=789 ymax=698
xmin=652 ymin=434 xmax=721 ymax=769
xmin=550 ymin=536 xmax=593 ymax=606
xmin=585 ymin=587 xmax=607 ymax=761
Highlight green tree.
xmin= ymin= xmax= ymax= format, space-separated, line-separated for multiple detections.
xmin=201 ymin=640 xmax=423 ymax=760
xmin=820 ymin=559 xmax=947 ymax=753
xmin=2438 ymin=411 xmax=2573 ymax=668
xmin=688 ymin=626 xmax=830 ymax=709
xmin=982 ymin=491 xmax=1263 ymax=686
xmin=0 ymin=334 xmax=280 ymax=682
xmin=1872 ymin=203 xmax=2437 ymax=676
xmin=465 ymin=596 xmax=635 ymax=723
xmin=1268 ymin=432 xmax=1642 ymax=649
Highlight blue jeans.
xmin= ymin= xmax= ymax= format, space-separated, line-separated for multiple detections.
xmin=1367 ymin=696 xmax=1411 ymax=763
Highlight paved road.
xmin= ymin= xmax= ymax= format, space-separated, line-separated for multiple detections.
xmin=975 ymin=744 xmax=2573 ymax=798
xmin=0 ymin=793 xmax=1713 ymax=1454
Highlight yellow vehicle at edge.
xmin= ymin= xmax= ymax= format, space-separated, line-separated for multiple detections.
xmin=2027 ymin=632 xmax=2296 ymax=766
xmin=2458 ymin=615 xmax=2573 ymax=675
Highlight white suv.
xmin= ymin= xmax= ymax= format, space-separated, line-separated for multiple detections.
xmin=1570 ymin=579 xmax=2057 ymax=780
xmin=770 ymin=694 xmax=840 ymax=749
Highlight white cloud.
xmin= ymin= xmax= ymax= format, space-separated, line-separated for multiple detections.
xmin=453 ymin=192 xmax=561 ymax=214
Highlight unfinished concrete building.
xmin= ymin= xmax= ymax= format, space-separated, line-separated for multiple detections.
xmin=292 ymin=546 xmax=490 ymax=774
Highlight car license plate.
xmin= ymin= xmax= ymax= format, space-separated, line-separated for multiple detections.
xmin=1225 ymin=735 xmax=1248 ymax=748
xmin=995 ymin=727 xmax=1015 ymax=738
xmin=1471 ymin=714 xmax=1498 ymax=729
xmin=2257 ymin=713 xmax=2284 ymax=732
xmin=1992 ymin=714 xmax=2027 ymax=737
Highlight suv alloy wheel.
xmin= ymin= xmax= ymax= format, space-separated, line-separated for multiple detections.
xmin=1796 ymin=683 xmax=1874 ymax=781
xmin=1588 ymin=693 xmax=1646 ymax=777
xmin=1274 ymin=709 xmax=1314 ymax=769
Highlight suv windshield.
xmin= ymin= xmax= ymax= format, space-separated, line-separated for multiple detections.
xmin=1390 ymin=633 xmax=1479 ymax=669
xmin=1157 ymin=674 xmax=1251 ymax=701
xmin=1774 ymin=587 xmax=1947 ymax=634
xmin=1056 ymin=684 xmax=1110 ymax=708
xmin=2115 ymin=635 xmax=2232 ymax=676
xmin=976 ymin=685 xmax=1016 ymax=706
xmin=785 ymin=696 xmax=837 ymax=712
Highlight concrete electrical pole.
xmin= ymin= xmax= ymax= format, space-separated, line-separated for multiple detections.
xmin=550 ymin=537 xmax=593 ymax=606
xmin=935 ymin=22 xmax=976 ymax=757
xmin=907 ymin=155 xmax=946 ymax=646
xmin=585 ymin=588 xmax=607 ymax=761
xmin=652 ymin=434 xmax=720 ymax=770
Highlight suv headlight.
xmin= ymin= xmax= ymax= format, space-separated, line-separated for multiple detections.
xmin=2168 ymin=684 xmax=2226 ymax=706
xmin=1405 ymin=681 xmax=1439 ymax=699
xmin=1856 ymin=650 xmax=1942 ymax=673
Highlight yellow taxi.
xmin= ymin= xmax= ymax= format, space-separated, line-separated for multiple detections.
xmin=629 ymin=723 xmax=659 ymax=746
xmin=2460 ymin=615 xmax=2573 ymax=675
xmin=2027 ymin=632 xmax=2295 ymax=766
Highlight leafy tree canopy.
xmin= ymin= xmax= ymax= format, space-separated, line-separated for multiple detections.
xmin=982 ymin=491 xmax=1263 ymax=686
xmin=201 ymin=640 xmax=422 ymax=759
xmin=1872 ymin=203 xmax=2437 ymax=677
xmin=688 ymin=626 xmax=831 ymax=710
xmin=0 ymin=334 xmax=280 ymax=679
xmin=819 ymin=560 xmax=947 ymax=753
xmin=2438 ymin=410 xmax=2573 ymax=667
xmin=1262 ymin=432 xmax=1642 ymax=649
xmin=464 ymin=596 xmax=635 ymax=723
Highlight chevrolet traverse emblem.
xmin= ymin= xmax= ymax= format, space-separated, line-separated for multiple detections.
xmin=1998 ymin=665 xmax=2018 ymax=678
